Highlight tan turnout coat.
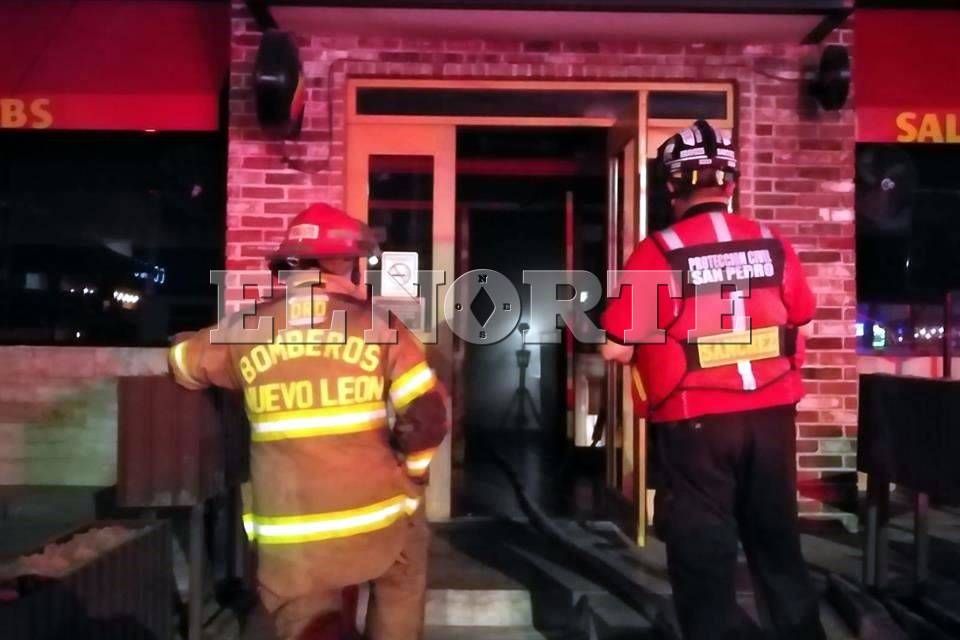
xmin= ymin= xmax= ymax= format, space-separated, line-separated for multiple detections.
xmin=168 ymin=276 xmax=449 ymax=597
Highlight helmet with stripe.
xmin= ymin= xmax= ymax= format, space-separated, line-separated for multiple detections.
xmin=657 ymin=120 xmax=738 ymax=198
xmin=269 ymin=203 xmax=379 ymax=271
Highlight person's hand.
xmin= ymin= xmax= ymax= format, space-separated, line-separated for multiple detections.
xmin=601 ymin=341 xmax=634 ymax=363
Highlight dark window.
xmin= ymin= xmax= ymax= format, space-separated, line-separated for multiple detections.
xmin=367 ymin=155 xmax=434 ymax=265
xmin=856 ymin=143 xmax=960 ymax=355
xmin=357 ymin=88 xmax=637 ymax=119
xmin=648 ymin=91 xmax=728 ymax=120
xmin=358 ymin=87 xmax=727 ymax=121
xmin=0 ymin=131 xmax=226 ymax=346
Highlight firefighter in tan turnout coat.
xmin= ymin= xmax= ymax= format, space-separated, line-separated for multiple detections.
xmin=168 ymin=203 xmax=449 ymax=640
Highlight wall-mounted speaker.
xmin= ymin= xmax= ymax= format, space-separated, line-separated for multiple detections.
xmin=810 ymin=44 xmax=851 ymax=111
xmin=254 ymin=29 xmax=305 ymax=136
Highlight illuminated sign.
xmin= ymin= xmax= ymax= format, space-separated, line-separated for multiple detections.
xmin=855 ymin=12 xmax=960 ymax=144
xmin=0 ymin=94 xmax=219 ymax=131
xmin=0 ymin=98 xmax=53 ymax=129
xmin=896 ymin=112 xmax=960 ymax=143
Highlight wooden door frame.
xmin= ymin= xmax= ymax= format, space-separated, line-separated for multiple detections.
xmin=347 ymin=77 xmax=735 ymax=133
xmin=606 ymin=91 xmax=649 ymax=544
xmin=345 ymin=123 xmax=457 ymax=520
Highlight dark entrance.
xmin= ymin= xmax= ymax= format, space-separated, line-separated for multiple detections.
xmin=452 ymin=127 xmax=608 ymax=519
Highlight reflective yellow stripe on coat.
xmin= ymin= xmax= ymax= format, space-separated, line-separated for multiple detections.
xmin=249 ymin=401 xmax=388 ymax=442
xmin=390 ymin=361 xmax=436 ymax=410
xmin=243 ymin=513 xmax=256 ymax=541
xmin=405 ymin=448 xmax=437 ymax=477
xmin=169 ymin=341 xmax=204 ymax=389
xmin=245 ymin=495 xmax=420 ymax=545
xmin=631 ymin=366 xmax=647 ymax=402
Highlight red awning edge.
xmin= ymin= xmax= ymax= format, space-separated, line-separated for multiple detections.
xmin=0 ymin=1 xmax=228 ymax=132
xmin=855 ymin=9 xmax=960 ymax=144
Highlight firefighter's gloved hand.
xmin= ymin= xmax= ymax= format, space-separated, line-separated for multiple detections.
xmin=388 ymin=433 xmax=405 ymax=463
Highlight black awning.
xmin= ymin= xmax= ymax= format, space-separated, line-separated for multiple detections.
xmin=265 ymin=0 xmax=851 ymax=44
xmin=265 ymin=0 xmax=850 ymax=13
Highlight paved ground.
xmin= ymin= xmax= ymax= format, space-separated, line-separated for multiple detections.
xmin=419 ymin=496 xmax=960 ymax=639
xmin=4 ymin=486 xmax=960 ymax=639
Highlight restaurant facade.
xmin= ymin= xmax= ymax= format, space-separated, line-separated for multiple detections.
xmin=226 ymin=0 xmax=857 ymax=533
xmin=5 ymin=0 xmax=957 ymax=539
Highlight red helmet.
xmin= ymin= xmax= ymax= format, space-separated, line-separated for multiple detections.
xmin=269 ymin=203 xmax=378 ymax=267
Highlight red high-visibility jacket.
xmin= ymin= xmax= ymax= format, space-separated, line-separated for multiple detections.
xmin=602 ymin=203 xmax=815 ymax=423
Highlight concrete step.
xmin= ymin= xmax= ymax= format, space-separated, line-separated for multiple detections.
xmin=425 ymin=519 xmax=863 ymax=639
xmin=424 ymin=627 xmax=577 ymax=640
xmin=427 ymin=519 xmax=668 ymax=634
xmin=426 ymin=588 xmax=535 ymax=627
xmin=428 ymin=519 xmax=628 ymax=630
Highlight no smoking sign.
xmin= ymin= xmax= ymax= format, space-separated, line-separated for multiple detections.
xmin=380 ymin=251 xmax=419 ymax=298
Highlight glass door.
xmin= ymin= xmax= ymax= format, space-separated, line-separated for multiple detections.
xmin=606 ymin=92 xmax=650 ymax=544
xmin=346 ymin=123 xmax=456 ymax=520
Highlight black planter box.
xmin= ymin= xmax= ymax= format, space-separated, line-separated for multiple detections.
xmin=0 ymin=520 xmax=172 ymax=640
xmin=118 ymin=375 xmax=249 ymax=508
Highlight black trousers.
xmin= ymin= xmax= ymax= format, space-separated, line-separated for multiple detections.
xmin=654 ymin=405 xmax=825 ymax=640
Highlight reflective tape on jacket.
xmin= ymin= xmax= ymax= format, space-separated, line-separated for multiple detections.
xmin=169 ymin=342 xmax=203 ymax=389
xmin=249 ymin=401 xmax=388 ymax=442
xmin=243 ymin=513 xmax=255 ymax=541
xmin=631 ymin=366 xmax=647 ymax=402
xmin=405 ymin=447 xmax=437 ymax=477
xmin=245 ymin=495 xmax=420 ymax=545
xmin=683 ymin=326 xmax=793 ymax=371
xmin=390 ymin=362 xmax=436 ymax=410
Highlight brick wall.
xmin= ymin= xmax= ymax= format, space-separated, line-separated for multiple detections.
xmin=227 ymin=3 xmax=856 ymax=517
xmin=0 ymin=347 xmax=167 ymax=486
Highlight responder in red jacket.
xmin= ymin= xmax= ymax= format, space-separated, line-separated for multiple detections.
xmin=169 ymin=203 xmax=449 ymax=640
xmin=602 ymin=121 xmax=825 ymax=640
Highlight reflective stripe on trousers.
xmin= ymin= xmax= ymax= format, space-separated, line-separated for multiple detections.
xmin=243 ymin=495 xmax=420 ymax=544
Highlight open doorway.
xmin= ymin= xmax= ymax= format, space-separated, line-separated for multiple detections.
xmin=347 ymin=79 xmax=735 ymax=535
xmin=452 ymin=127 xmax=608 ymax=519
